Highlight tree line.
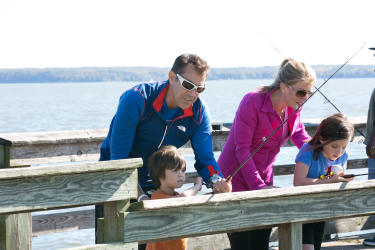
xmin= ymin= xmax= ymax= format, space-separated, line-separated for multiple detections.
xmin=0 ymin=65 xmax=374 ymax=83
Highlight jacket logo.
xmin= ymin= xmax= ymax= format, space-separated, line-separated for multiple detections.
xmin=177 ymin=125 xmax=186 ymax=133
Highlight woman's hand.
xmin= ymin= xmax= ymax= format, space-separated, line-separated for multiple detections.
xmin=213 ymin=177 xmax=232 ymax=193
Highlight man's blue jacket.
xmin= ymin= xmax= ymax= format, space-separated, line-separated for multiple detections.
xmin=100 ymin=80 xmax=223 ymax=190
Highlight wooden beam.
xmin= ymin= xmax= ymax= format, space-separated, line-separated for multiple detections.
xmin=278 ymin=222 xmax=302 ymax=250
xmin=66 ymin=242 xmax=137 ymax=250
xmin=0 ymin=159 xmax=140 ymax=215
xmin=32 ymin=209 xmax=94 ymax=235
xmin=123 ymin=180 xmax=375 ymax=243
xmin=0 ymin=144 xmax=31 ymax=250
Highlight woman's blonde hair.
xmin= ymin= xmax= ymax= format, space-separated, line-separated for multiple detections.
xmin=260 ymin=58 xmax=316 ymax=93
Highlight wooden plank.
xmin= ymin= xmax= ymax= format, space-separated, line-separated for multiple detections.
xmin=184 ymin=158 xmax=368 ymax=182
xmin=0 ymin=143 xmax=31 ymax=250
xmin=32 ymin=209 xmax=94 ymax=235
xmin=0 ymin=118 xmax=366 ymax=163
xmin=103 ymin=201 xmax=129 ymax=242
xmin=123 ymin=180 xmax=375 ymax=243
xmin=0 ymin=213 xmax=32 ymax=250
xmin=278 ymin=222 xmax=302 ymax=250
xmin=11 ymin=154 xmax=100 ymax=166
xmin=0 ymin=129 xmax=106 ymax=160
xmin=66 ymin=242 xmax=137 ymax=250
xmin=0 ymin=158 xmax=142 ymax=180
xmin=0 ymin=161 xmax=139 ymax=215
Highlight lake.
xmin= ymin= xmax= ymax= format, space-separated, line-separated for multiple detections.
xmin=1 ymin=78 xmax=374 ymax=249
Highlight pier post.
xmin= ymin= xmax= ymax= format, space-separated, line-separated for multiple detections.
xmin=0 ymin=141 xmax=32 ymax=250
xmin=278 ymin=222 xmax=302 ymax=250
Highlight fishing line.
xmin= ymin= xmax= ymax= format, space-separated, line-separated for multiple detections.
xmin=343 ymin=172 xmax=375 ymax=178
xmin=226 ymin=44 xmax=365 ymax=182
xmin=257 ymin=33 xmax=366 ymax=138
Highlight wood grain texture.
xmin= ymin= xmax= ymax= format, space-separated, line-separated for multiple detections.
xmin=0 ymin=167 xmax=138 ymax=214
xmin=278 ymin=223 xmax=302 ymax=250
xmin=32 ymin=209 xmax=94 ymax=235
xmin=123 ymin=180 xmax=375 ymax=242
xmin=0 ymin=158 xmax=142 ymax=180
xmin=66 ymin=242 xmax=137 ymax=250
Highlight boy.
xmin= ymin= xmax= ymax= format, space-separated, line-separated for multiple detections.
xmin=146 ymin=145 xmax=203 ymax=250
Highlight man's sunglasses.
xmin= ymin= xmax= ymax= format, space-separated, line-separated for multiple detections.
xmin=289 ymin=86 xmax=313 ymax=98
xmin=176 ymin=74 xmax=205 ymax=93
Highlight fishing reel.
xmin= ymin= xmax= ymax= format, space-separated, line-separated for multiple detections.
xmin=320 ymin=165 xmax=344 ymax=180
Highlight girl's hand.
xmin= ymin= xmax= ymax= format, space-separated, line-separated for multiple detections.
xmin=330 ymin=172 xmax=353 ymax=183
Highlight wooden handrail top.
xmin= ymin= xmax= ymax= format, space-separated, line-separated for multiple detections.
xmin=0 ymin=129 xmax=107 ymax=146
xmin=129 ymin=179 xmax=375 ymax=212
xmin=123 ymin=179 xmax=375 ymax=243
xmin=0 ymin=158 xmax=142 ymax=180
xmin=0 ymin=117 xmax=366 ymax=146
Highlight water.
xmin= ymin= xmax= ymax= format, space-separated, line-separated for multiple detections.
xmin=1 ymin=78 xmax=374 ymax=249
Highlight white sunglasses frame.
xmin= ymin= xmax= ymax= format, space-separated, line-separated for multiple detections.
xmin=176 ymin=74 xmax=205 ymax=93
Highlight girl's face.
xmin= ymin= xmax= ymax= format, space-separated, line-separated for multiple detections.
xmin=320 ymin=138 xmax=349 ymax=161
xmin=160 ymin=167 xmax=186 ymax=191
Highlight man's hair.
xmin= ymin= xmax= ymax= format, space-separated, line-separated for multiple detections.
xmin=309 ymin=113 xmax=354 ymax=160
xmin=147 ymin=145 xmax=186 ymax=189
xmin=171 ymin=54 xmax=210 ymax=76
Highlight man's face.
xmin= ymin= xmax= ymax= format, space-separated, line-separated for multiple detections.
xmin=167 ymin=64 xmax=207 ymax=110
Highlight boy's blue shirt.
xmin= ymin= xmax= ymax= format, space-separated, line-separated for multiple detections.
xmin=295 ymin=142 xmax=348 ymax=179
xmin=100 ymin=80 xmax=223 ymax=189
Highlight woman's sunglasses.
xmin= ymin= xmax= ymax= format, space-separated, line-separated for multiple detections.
xmin=176 ymin=74 xmax=205 ymax=93
xmin=288 ymin=86 xmax=313 ymax=98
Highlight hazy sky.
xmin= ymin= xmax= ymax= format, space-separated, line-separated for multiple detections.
xmin=1 ymin=0 xmax=374 ymax=68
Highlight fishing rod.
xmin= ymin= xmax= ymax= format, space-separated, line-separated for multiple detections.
xmin=226 ymin=44 xmax=365 ymax=182
xmin=258 ymin=33 xmax=366 ymax=137
xmin=343 ymin=172 xmax=375 ymax=178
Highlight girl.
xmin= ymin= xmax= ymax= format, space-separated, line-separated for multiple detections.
xmin=294 ymin=113 xmax=355 ymax=250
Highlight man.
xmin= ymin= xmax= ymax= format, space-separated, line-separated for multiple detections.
xmin=97 ymin=54 xmax=231 ymax=246
xmin=363 ymin=47 xmax=375 ymax=247
xmin=363 ymin=87 xmax=375 ymax=247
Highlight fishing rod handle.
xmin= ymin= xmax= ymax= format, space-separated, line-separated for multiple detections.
xmin=343 ymin=174 xmax=355 ymax=178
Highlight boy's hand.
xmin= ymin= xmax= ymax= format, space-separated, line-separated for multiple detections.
xmin=194 ymin=177 xmax=203 ymax=191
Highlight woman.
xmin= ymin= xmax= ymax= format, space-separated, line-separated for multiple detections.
xmin=218 ymin=58 xmax=316 ymax=250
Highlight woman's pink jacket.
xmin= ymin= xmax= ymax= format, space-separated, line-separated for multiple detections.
xmin=218 ymin=90 xmax=310 ymax=191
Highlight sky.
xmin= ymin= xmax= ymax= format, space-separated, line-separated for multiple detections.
xmin=1 ymin=0 xmax=374 ymax=69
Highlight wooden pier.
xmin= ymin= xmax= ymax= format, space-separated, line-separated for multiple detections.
xmin=0 ymin=117 xmax=373 ymax=249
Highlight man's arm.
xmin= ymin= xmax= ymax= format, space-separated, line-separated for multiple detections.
xmin=190 ymin=103 xmax=231 ymax=193
xmin=109 ymin=89 xmax=144 ymax=160
xmin=366 ymin=128 xmax=375 ymax=158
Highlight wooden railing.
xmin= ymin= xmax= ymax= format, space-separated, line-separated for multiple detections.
xmin=0 ymin=158 xmax=141 ymax=250
xmin=0 ymin=118 xmax=371 ymax=249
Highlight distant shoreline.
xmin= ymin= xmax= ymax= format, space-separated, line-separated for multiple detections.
xmin=0 ymin=65 xmax=374 ymax=83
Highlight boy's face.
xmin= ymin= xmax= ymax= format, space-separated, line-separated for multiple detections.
xmin=160 ymin=168 xmax=186 ymax=190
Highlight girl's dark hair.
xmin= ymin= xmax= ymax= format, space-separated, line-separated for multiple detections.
xmin=309 ymin=113 xmax=354 ymax=160
xmin=147 ymin=145 xmax=186 ymax=189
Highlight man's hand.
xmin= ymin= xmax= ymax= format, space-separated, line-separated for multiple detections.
xmin=366 ymin=145 xmax=375 ymax=159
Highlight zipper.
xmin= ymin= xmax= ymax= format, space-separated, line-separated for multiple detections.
xmin=157 ymin=124 xmax=168 ymax=149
